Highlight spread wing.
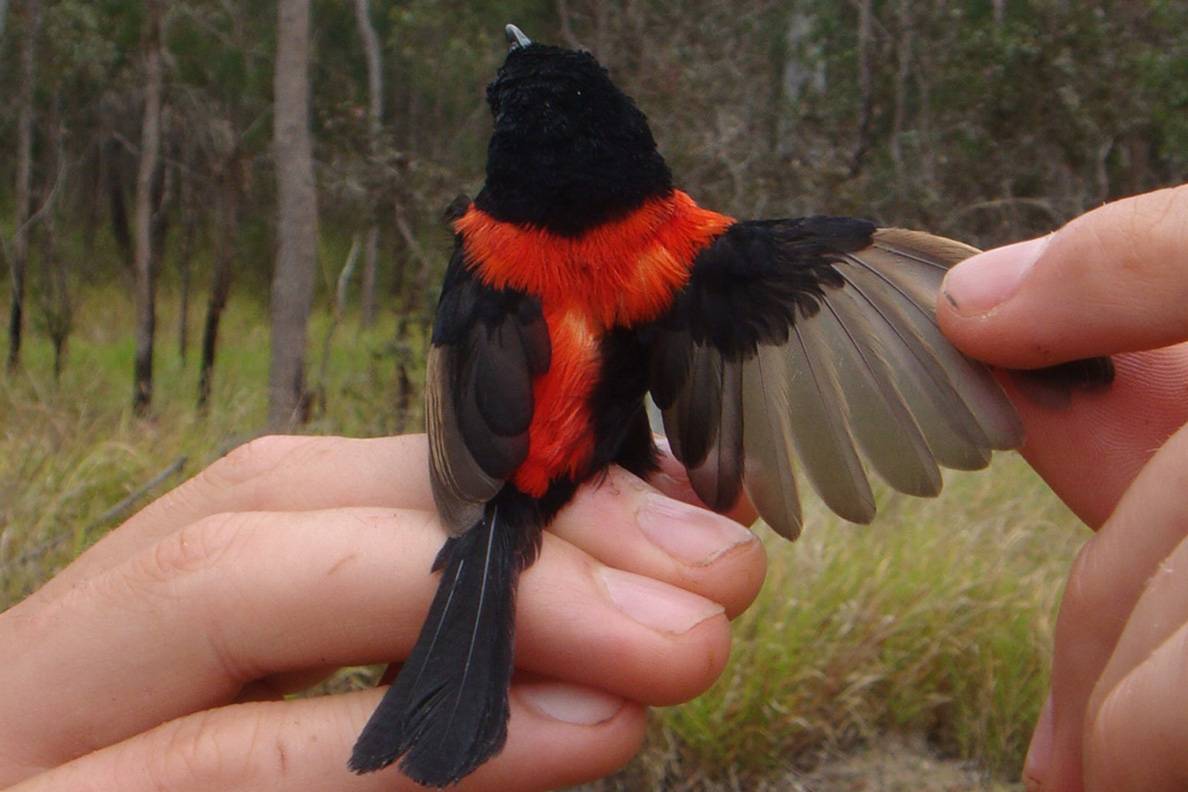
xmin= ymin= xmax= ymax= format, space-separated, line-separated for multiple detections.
xmin=649 ymin=217 xmax=1024 ymax=540
xmin=428 ymin=241 xmax=550 ymax=533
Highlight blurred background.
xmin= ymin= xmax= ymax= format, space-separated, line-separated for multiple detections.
xmin=1 ymin=1 xmax=1185 ymax=789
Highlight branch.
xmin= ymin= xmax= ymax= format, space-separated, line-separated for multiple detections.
xmin=2 ymin=456 xmax=188 ymax=572
xmin=315 ymin=234 xmax=362 ymax=405
xmin=0 ymin=127 xmax=69 ymax=267
xmin=945 ymin=197 xmax=1061 ymax=228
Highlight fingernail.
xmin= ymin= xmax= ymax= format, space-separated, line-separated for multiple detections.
xmin=518 ymin=680 xmax=624 ymax=725
xmin=598 ymin=566 xmax=723 ymax=634
xmin=1023 ymin=693 xmax=1054 ymax=791
xmin=943 ymin=235 xmax=1049 ymax=317
xmin=637 ymin=492 xmax=756 ymax=566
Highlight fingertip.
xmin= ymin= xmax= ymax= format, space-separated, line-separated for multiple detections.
xmin=650 ymin=437 xmax=759 ymax=525
xmin=941 ymin=236 xmax=1049 ymax=320
xmin=1023 ymin=693 xmax=1053 ymax=791
xmin=940 ymin=187 xmax=1188 ymax=369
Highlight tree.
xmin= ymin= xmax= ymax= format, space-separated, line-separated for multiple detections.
xmin=132 ymin=0 xmax=164 ymax=414
xmin=268 ymin=0 xmax=318 ymax=428
xmin=7 ymin=0 xmax=41 ymax=371
xmin=353 ymin=0 xmax=383 ymax=327
xmin=198 ymin=151 xmax=238 ymax=410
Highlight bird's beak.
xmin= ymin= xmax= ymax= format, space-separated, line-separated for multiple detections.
xmin=505 ymin=24 xmax=532 ymax=51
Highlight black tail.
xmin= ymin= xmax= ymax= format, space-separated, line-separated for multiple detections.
xmin=349 ymin=497 xmax=539 ymax=787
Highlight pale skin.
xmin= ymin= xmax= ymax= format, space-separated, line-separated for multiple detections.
xmin=939 ymin=183 xmax=1188 ymax=792
xmin=0 ymin=436 xmax=764 ymax=791
xmin=2 ymin=185 xmax=1185 ymax=791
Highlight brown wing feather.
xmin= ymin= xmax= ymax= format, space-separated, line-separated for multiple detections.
xmin=427 ymin=248 xmax=549 ymax=534
xmin=651 ymin=218 xmax=1024 ymax=537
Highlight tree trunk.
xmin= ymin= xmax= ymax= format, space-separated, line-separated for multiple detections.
xmin=177 ymin=168 xmax=197 ymax=364
xmin=107 ymin=138 xmax=134 ymax=265
xmin=198 ymin=161 xmax=238 ymax=411
xmin=132 ymin=0 xmax=164 ymax=414
xmin=7 ymin=0 xmax=40 ymax=372
xmin=268 ymin=0 xmax=319 ymax=428
xmin=40 ymin=101 xmax=69 ymax=381
xmin=354 ymin=0 xmax=383 ymax=327
xmin=850 ymin=0 xmax=874 ymax=177
xmin=891 ymin=0 xmax=913 ymax=203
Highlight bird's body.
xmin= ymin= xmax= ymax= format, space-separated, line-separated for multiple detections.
xmin=453 ymin=189 xmax=732 ymax=495
xmin=349 ymin=26 xmax=1113 ymax=788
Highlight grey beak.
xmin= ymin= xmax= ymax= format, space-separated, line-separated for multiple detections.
xmin=505 ymin=24 xmax=532 ymax=50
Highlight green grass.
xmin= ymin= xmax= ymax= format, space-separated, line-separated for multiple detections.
xmin=0 ymin=286 xmax=1087 ymax=788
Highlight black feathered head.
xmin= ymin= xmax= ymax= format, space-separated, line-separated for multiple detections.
xmin=474 ymin=26 xmax=673 ymax=236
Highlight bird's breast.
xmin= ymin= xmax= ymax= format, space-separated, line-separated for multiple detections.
xmin=455 ymin=189 xmax=733 ymax=327
xmin=455 ymin=190 xmax=733 ymax=495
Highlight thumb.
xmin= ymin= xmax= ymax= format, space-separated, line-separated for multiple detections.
xmin=937 ymin=185 xmax=1188 ymax=368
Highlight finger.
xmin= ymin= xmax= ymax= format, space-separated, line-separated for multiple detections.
xmin=550 ymin=465 xmax=766 ymax=618
xmin=1023 ymin=422 xmax=1188 ymax=792
xmin=5 ymin=685 xmax=645 ymax=791
xmin=650 ymin=436 xmax=760 ymax=525
xmin=1082 ymin=623 xmax=1188 ymax=792
xmin=0 ymin=508 xmax=730 ymax=769
xmin=997 ymin=344 xmax=1188 ymax=527
xmin=41 ymin=434 xmax=434 ymax=594
xmin=47 ymin=434 xmax=748 ymax=594
xmin=938 ymin=185 xmax=1188 ymax=367
xmin=1092 ymin=534 xmax=1188 ymax=704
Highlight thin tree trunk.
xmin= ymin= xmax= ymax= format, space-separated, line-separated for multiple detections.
xmin=40 ymin=103 xmax=69 ymax=380
xmin=7 ymin=0 xmax=40 ymax=372
xmin=42 ymin=203 xmax=68 ymax=381
xmin=850 ymin=0 xmax=874 ymax=177
xmin=107 ymin=138 xmax=134 ymax=265
xmin=891 ymin=0 xmax=912 ymax=203
xmin=132 ymin=0 xmax=164 ymax=414
xmin=198 ymin=161 xmax=237 ymax=411
xmin=177 ymin=168 xmax=197 ymax=364
xmin=268 ymin=0 xmax=319 ymax=428
xmin=354 ymin=0 xmax=383 ymax=327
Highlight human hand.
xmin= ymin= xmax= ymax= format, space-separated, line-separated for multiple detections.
xmin=0 ymin=435 xmax=765 ymax=791
xmin=938 ymin=185 xmax=1188 ymax=791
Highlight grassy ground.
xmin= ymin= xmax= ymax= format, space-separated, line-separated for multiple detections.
xmin=0 ymin=287 xmax=1087 ymax=789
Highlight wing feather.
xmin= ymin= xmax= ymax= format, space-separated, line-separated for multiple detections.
xmin=649 ymin=218 xmax=1024 ymax=535
xmin=786 ymin=322 xmax=877 ymax=524
xmin=428 ymin=243 xmax=548 ymax=534
xmin=741 ymin=348 xmax=803 ymax=539
xmin=684 ymin=358 xmax=745 ymax=512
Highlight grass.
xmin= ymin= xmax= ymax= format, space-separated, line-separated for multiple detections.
xmin=0 ymin=285 xmax=1088 ymax=789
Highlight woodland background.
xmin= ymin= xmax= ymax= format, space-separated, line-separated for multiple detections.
xmin=1 ymin=1 xmax=1185 ymax=789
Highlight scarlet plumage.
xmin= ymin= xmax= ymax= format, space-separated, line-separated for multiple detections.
xmin=455 ymin=191 xmax=733 ymax=494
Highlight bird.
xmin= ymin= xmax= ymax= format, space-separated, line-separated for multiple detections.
xmin=348 ymin=23 xmax=1113 ymax=788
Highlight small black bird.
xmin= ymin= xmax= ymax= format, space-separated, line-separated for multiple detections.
xmin=349 ymin=24 xmax=1112 ymax=787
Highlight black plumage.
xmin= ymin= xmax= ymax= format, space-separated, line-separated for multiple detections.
xmin=476 ymin=43 xmax=672 ymax=235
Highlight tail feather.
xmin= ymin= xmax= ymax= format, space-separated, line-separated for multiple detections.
xmin=349 ymin=503 xmax=532 ymax=786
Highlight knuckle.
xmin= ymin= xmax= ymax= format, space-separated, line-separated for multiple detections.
xmin=140 ymin=512 xmax=250 ymax=584
xmin=203 ymin=434 xmax=306 ymax=489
